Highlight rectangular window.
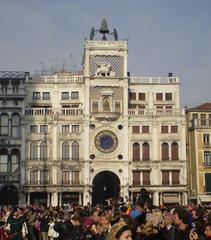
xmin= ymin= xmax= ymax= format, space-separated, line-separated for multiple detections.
xmin=142 ymin=126 xmax=149 ymax=133
xmin=92 ymin=101 xmax=98 ymax=113
xmin=115 ymin=101 xmax=121 ymax=113
xmin=72 ymin=171 xmax=80 ymax=184
xmin=132 ymin=171 xmax=140 ymax=185
xmin=62 ymin=92 xmax=69 ymax=100
xmin=62 ymin=171 xmax=70 ymax=184
xmin=205 ymin=173 xmax=211 ymax=192
xmin=129 ymin=92 xmax=136 ymax=100
xmin=192 ymin=114 xmax=198 ymax=119
xmin=30 ymin=171 xmax=38 ymax=184
xmin=72 ymin=125 xmax=79 ymax=134
xmin=40 ymin=125 xmax=48 ymax=134
xmin=156 ymin=93 xmax=163 ymax=101
xmin=201 ymin=114 xmax=206 ymax=126
xmin=33 ymin=92 xmax=40 ymax=100
xmin=204 ymin=151 xmax=211 ymax=166
xmin=171 ymin=125 xmax=178 ymax=133
xmin=138 ymin=105 xmax=145 ymax=109
xmin=162 ymin=171 xmax=170 ymax=185
xmin=203 ymin=134 xmax=210 ymax=145
xmin=161 ymin=126 xmax=168 ymax=133
xmin=142 ymin=171 xmax=150 ymax=185
xmin=132 ymin=126 xmax=140 ymax=134
xmin=11 ymin=155 xmax=19 ymax=173
xmin=172 ymin=171 xmax=180 ymax=185
xmin=0 ymin=155 xmax=8 ymax=172
xmin=62 ymin=125 xmax=70 ymax=133
xmin=40 ymin=170 xmax=48 ymax=184
xmin=165 ymin=93 xmax=172 ymax=101
xmin=129 ymin=104 xmax=136 ymax=109
xmin=30 ymin=125 xmax=38 ymax=133
xmin=138 ymin=93 xmax=145 ymax=101
xmin=42 ymin=92 xmax=50 ymax=100
xmin=166 ymin=106 xmax=172 ymax=109
xmin=71 ymin=92 xmax=79 ymax=99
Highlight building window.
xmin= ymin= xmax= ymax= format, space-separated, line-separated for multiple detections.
xmin=142 ymin=142 xmax=150 ymax=161
xmin=71 ymin=92 xmax=79 ymax=99
xmin=201 ymin=114 xmax=206 ymax=126
xmin=30 ymin=171 xmax=38 ymax=184
xmin=92 ymin=101 xmax=98 ymax=113
xmin=129 ymin=92 xmax=136 ymax=100
xmin=30 ymin=142 xmax=38 ymax=160
xmin=0 ymin=149 xmax=8 ymax=172
xmin=171 ymin=142 xmax=179 ymax=160
xmin=161 ymin=126 xmax=168 ymax=133
xmin=72 ymin=141 xmax=79 ymax=160
xmin=129 ymin=104 xmax=136 ymax=109
xmin=0 ymin=114 xmax=9 ymax=136
xmin=132 ymin=126 xmax=140 ymax=134
xmin=40 ymin=170 xmax=48 ymax=184
xmin=165 ymin=93 xmax=172 ymax=101
xmin=115 ymin=101 xmax=121 ymax=113
xmin=62 ymin=125 xmax=70 ymax=133
xmin=162 ymin=142 xmax=169 ymax=161
xmin=72 ymin=171 xmax=80 ymax=184
xmin=132 ymin=143 xmax=140 ymax=161
xmin=142 ymin=171 xmax=150 ymax=185
xmin=171 ymin=125 xmax=178 ymax=133
xmin=72 ymin=125 xmax=79 ymax=134
xmin=132 ymin=171 xmax=140 ymax=185
xmin=11 ymin=114 xmax=21 ymax=137
xmin=204 ymin=151 xmax=211 ymax=166
xmin=203 ymin=134 xmax=210 ymax=145
xmin=205 ymin=173 xmax=211 ymax=192
xmin=11 ymin=149 xmax=20 ymax=173
xmin=33 ymin=92 xmax=40 ymax=100
xmin=156 ymin=93 xmax=163 ymax=101
xmin=40 ymin=142 xmax=47 ymax=160
xmin=62 ymin=171 xmax=70 ymax=184
xmin=30 ymin=125 xmax=38 ymax=133
xmin=172 ymin=170 xmax=180 ymax=185
xmin=42 ymin=92 xmax=50 ymax=100
xmin=62 ymin=92 xmax=69 ymax=100
xmin=142 ymin=126 xmax=149 ymax=133
xmin=162 ymin=171 xmax=170 ymax=185
xmin=192 ymin=114 xmax=198 ymax=120
xmin=138 ymin=93 xmax=145 ymax=101
xmin=62 ymin=142 xmax=69 ymax=160
xmin=40 ymin=125 xmax=48 ymax=134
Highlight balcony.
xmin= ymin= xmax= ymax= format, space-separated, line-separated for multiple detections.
xmin=92 ymin=111 xmax=120 ymax=121
xmin=0 ymin=174 xmax=20 ymax=183
xmin=190 ymin=119 xmax=211 ymax=128
xmin=25 ymin=108 xmax=83 ymax=116
xmin=128 ymin=108 xmax=184 ymax=116
xmin=26 ymin=75 xmax=84 ymax=84
xmin=129 ymin=76 xmax=179 ymax=85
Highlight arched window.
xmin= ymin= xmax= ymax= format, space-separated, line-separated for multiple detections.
xmin=72 ymin=141 xmax=79 ymax=161
xmin=0 ymin=114 xmax=9 ymax=136
xmin=133 ymin=143 xmax=140 ymax=161
xmin=11 ymin=114 xmax=21 ymax=137
xmin=40 ymin=142 xmax=47 ymax=160
xmin=171 ymin=142 xmax=179 ymax=160
xmin=142 ymin=142 xmax=150 ymax=161
xmin=162 ymin=142 xmax=169 ymax=161
xmin=62 ymin=142 xmax=69 ymax=160
xmin=30 ymin=142 xmax=38 ymax=160
xmin=0 ymin=149 xmax=8 ymax=172
xmin=11 ymin=149 xmax=20 ymax=172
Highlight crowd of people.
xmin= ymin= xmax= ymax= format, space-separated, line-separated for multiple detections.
xmin=0 ymin=189 xmax=211 ymax=240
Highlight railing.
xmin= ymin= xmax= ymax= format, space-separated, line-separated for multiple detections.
xmin=25 ymin=108 xmax=83 ymax=116
xmin=0 ymin=175 xmax=20 ymax=183
xmin=129 ymin=76 xmax=179 ymax=84
xmin=128 ymin=108 xmax=185 ymax=116
xmin=191 ymin=119 xmax=211 ymax=128
xmin=26 ymin=75 xmax=84 ymax=83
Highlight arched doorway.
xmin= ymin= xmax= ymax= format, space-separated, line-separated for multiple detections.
xmin=92 ymin=171 xmax=120 ymax=205
xmin=0 ymin=185 xmax=18 ymax=205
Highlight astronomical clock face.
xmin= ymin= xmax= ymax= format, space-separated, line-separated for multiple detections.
xmin=95 ymin=130 xmax=118 ymax=153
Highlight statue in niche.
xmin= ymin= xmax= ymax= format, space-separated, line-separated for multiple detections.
xmin=103 ymin=96 xmax=111 ymax=112
xmin=94 ymin=62 xmax=115 ymax=77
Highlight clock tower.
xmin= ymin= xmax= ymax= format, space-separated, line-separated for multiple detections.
xmin=82 ymin=19 xmax=129 ymax=204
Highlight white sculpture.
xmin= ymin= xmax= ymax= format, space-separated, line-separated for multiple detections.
xmin=94 ymin=62 xmax=115 ymax=77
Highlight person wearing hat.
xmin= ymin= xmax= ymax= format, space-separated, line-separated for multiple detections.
xmin=106 ymin=222 xmax=132 ymax=240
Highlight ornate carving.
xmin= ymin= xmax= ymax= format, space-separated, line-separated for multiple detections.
xmin=94 ymin=62 xmax=115 ymax=77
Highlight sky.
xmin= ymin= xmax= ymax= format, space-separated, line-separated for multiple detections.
xmin=0 ymin=0 xmax=211 ymax=107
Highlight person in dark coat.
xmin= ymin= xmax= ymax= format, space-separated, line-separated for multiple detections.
xmin=160 ymin=213 xmax=176 ymax=240
xmin=137 ymin=188 xmax=151 ymax=209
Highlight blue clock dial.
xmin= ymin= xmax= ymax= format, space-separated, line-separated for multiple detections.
xmin=100 ymin=135 xmax=114 ymax=149
xmin=95 ymin=130 xmax=118 ymax=153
